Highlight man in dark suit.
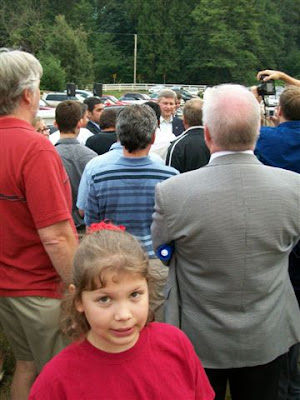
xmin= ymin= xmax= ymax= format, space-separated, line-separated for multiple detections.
xmin=86 ymin=108 xmax=118 ymax=155
xmin=151 ymin=84 xmax=300 ymax=400
xmin=157 ymin=89 xmax=184 ymax=137
xmin=83 ymin=97 xmax=105 ymax=135
xmin=166 ymin=97 xmax=210 ymax=173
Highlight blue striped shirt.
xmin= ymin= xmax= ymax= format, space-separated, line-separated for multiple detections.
xmin=85 ymin=156 xmax=178 ymax=257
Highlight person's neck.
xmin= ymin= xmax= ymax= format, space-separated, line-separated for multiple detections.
xmin=123 ymin=147 xmax=150 ymax=158
xmin=11 ymin=109 xmax=34 ymax=124
xmin=60 ymin=132 xmax=77 ymax=139
xmin=101 ymin=128 xmax=115 ymax=132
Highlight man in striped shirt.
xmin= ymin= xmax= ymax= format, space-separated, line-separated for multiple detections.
xmin=85 ymin=104 xmax=178 ymax=257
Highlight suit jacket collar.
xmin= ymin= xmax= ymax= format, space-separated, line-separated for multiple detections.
xmin=208 ymin=152 xmax=261 ymax=167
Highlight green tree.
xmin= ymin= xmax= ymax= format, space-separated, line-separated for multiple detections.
xmin=39 ymin=53 xmax=66 ymax=91
xmin=93 ymin=33 xmax=124 ymax=82
xmin=135 ymin=0 xmax=188 ymax=83
xmin=45 ymin=15 xmax=94 ymax=87
xmin=184 ymin=0 xmax=284 ymax=85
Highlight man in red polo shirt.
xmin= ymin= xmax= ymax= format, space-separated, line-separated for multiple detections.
xmin=0 ymin=49 xmax=77 ymax=399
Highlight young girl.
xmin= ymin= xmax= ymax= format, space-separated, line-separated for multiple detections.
xmin=29 ymin=223 xmax=214 ymax=400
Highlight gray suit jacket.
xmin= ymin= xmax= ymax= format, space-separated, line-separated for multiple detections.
xmin=151 ymin=153 xmax=300 ymax=369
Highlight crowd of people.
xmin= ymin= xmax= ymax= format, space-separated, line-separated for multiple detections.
xmin=0 ymin=48 xmax=300 ymax=400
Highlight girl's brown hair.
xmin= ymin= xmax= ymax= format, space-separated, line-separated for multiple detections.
xmin=61 ymin=229 xmax=163 ymax=340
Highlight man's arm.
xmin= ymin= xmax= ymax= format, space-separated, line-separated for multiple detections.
xmin=84 ymin=180 xmax=101 ymax=227
xmin=257 ymin=69 xmax=300 ymax=87
xmin=38 ymin=220 xmax=77 ymax=284
xmin=151 ymin=183 xmax=172 ymax=261
xmin=77 ymin=165 xmax=90 ymax=217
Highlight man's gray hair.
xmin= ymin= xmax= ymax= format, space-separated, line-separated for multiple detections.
xmin=0 ymin=48 xmax=43 ymax=115
xmin=116 ymin=104 xmax=157 ymax=153
xmin=203 ymin=84 xmax=260 ymax=150
xmin=157 ymin=89 xmax=177 ymax=101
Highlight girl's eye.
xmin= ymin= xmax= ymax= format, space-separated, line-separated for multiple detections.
xmin=130 ymin=291 xmax=141 ymax=299
xmin=98 ymin=296 xmax=110 ymax=304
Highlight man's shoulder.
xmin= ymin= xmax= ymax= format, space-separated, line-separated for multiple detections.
xmin=86 ymin=121 xmax=100 ymax=134
xmin=147 ymin=159 xmax=179 ymax=175
xmin=86 ymin=149 xmax=121 ymax=169
xmin=2 ymin=118 xmax=58 ymax=155
xmin=172 ymin=127 xmax=204 ymax=145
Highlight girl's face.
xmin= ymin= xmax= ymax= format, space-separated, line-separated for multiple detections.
xmin=76 ymin=271 xmax=149 ymax=353
xmin=35 ymin=119 xmax=50 ymax=138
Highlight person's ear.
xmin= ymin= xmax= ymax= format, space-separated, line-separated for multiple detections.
xmin=204 ymin=125 xmax=211 ymax=145
xmin=277 ymin=106 xmax=283 ymax=117
xmin=183 ymin=115 xmax=188 ymax=129
xmin=54 ymin=120 xmax=58 ymax=129
xmin=150 ymin=132 xmax=156 ymax=145
xmin=22 ymin=88 xmax=33 ymax=105
xmin=69 ymin=284 xmax=84 ymax=313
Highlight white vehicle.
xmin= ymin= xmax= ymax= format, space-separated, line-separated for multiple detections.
xmin=42 ymin=92 xmax=84 ymax=107
xmin=265 ymin=95 xmax=279 ymax=107
xmin=64 ymin=89 xmax=93 ymax=99
xmin=149 ymin=85 xmax=166 ymax=94
xmin=185 ymin=87 xmax=200 ymax=96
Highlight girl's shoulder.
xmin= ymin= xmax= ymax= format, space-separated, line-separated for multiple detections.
xmin=146 ymin=322 xmax=192 ymax=350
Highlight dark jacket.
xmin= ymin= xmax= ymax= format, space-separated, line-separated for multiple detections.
xmin=172 ymin=116 xmax=185 ymax=136
xmin=86 ymin=121 xmax=101 ymax=135
xmin=166 ymin=126 xmax=210 ymax=173
xmin=86 ymin=131 xmax=117 ymax=155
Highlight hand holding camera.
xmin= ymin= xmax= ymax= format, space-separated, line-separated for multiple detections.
xmin=257 ymin=74 xmax=276 ymax=97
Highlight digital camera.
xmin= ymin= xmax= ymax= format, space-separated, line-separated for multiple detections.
xmin=257 ymin=75 xmax=275 ymax=96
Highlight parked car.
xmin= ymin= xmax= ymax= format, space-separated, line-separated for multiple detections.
xmin=39 ymin=99 xmax=53 ymax=110
xmin=100 ymin=95 xmax=127 ymax=106
xmin=42 ymin=92 xmax=84 ymax=107
xmin=38 ymin=100 xmax=56 ymax=126
xmin=171 ymin=86 xmax=196 ymax=102
xmin=64 ymin=89 xmax=93 ymax=99
xmin=264 ymin=95 xmax=279 ymax=107
xmin=149 ymin=85 xmax=166 ymax=94
xmin=119 ymin=93 xmax=151 ymax=101
xmin=185 ymin=87 xmax=200 ymax=96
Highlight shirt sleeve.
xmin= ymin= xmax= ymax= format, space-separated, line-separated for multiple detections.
xmin=151 ymin=182 xmax=172 ymax=253
xmin=77 ymin=165 xmax=89 ymax=210
xmin=23 ymin=149 xmax=72 ymax=229
xmin=84 ymin=178 xmax=101 ymax=226
xmin=29 ymin=366 xmax=67 ymax=400
xmin=181 ymin=332 xmax=215 ymax=400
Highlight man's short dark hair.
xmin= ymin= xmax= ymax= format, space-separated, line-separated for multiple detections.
xmin=99 ymin=108 xmax=118 ymax=130
xmin=279 ymin=86 xmax=300 ymax=121
xmin=83 ymin=96 xmax=104 ymax=112
xmin=145 ymin=101 xmax=161 ymax=122
xmin=116 ymin=104 xmax=157 ymax=153
xmin=183 ymin=98 xmax=204 ymax=127
xmin=55 ymin=100 xmax=82 ymax=133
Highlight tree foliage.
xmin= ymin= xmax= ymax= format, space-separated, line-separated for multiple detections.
xmin=1 ymin=0 xmax=300 ymax=87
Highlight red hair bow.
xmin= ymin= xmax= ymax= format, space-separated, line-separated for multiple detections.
xmin=88 ymin=221 xmax=126 ymax=234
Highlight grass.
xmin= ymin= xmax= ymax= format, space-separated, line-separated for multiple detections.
xmin=0 ymin=328 xmax=14 ymax=399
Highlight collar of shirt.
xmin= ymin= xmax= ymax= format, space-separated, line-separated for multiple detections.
xmin=160 ymin=115 xmax=173 ymax=124
xmin=209 ymin=150 xmax=254 ymax=163
xmin=89 ymin=120 xmax=100 ymax=129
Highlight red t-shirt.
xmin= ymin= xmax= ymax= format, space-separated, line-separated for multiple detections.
xmin=0 ymin=116 xmax=75 ymax=298
xmin=29 ymin=322 xmax=215 ymax=399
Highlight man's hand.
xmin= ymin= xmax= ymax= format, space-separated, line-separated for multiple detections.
xmin=257 ymin=69 xmax=283 ymax=81
xmin=257 ymin=69 xmax=300 ymax=87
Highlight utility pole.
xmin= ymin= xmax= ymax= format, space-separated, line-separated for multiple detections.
xmin=133 ymin=34 xmax=137 ymax=86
